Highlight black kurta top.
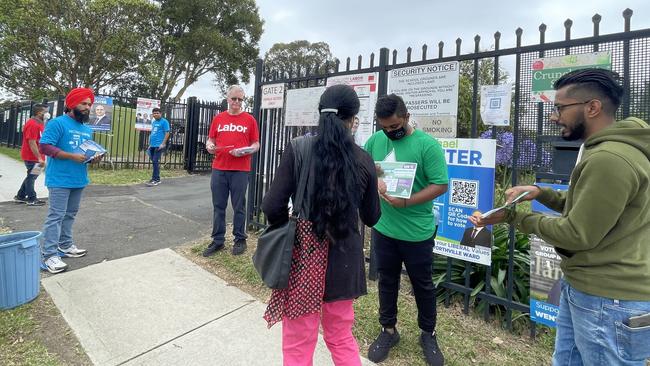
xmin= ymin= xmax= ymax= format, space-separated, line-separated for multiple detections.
xmin=261 ymin=139 xmax=381 ymax=302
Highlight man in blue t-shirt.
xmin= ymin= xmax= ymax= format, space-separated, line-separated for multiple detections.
xmin=145 ymin=108 xmax=170 ymax=186
xmin=39 ymin=87 xmax=102 ymax=274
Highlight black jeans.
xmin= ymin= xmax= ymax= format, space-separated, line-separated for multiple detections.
xmin=210 ymin=169 xmax=249 ymax=244
xmin=16 ymin=161 xmax=38 ymax=201
xmin=372 ymin=229 xmax=437 ymax=333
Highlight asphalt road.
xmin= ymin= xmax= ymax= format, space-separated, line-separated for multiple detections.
xmin=0 ymin=174 xmax=229 ymax=271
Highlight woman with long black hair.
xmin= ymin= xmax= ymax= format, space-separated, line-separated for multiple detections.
xmin=262 ymin=84 xmax=381 ymax=365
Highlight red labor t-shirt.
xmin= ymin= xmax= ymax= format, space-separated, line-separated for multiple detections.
xmin=208 ymin=111 xmax=259 ymax=171
xmin=20 ymin=118 xmax=45 ymax=162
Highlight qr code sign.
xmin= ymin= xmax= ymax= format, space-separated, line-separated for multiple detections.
xmin=450 ymin=179 xmax=479 ymax=208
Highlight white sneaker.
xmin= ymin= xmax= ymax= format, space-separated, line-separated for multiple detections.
xmin=42 ymin=256 xmax=68 ymax=274
xmin=57 ymin=244 xmax=88 ymax=258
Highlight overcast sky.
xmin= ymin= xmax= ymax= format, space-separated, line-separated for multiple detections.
xmin=3 ymin=1 xmax=647 ymax=102
xmin=180 ymin=0 xmax=650 ymax=102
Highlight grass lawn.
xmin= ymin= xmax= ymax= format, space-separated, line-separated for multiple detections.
xmin=0 ymin=301 xmax=62 ymax=366
xmin=88 ymin=167 xmax=187 ymax=185
xmin=0 ymin=145 xmax=22 ymax=161
xmin=177 ymin=229 xmax=555 ymax=366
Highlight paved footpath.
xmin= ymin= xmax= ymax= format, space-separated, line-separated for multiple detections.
xmin=0 ymin=153 xmax=48 ymax=201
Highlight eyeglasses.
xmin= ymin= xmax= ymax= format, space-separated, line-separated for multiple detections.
xmin=229 ymin=97 xmax=244 ymax=102
xmin=551 ymin=101 xmax=591 ymax=117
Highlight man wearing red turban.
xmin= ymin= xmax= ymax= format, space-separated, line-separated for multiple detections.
xmin=39 ymin=87 xmax=101 ymax=274
xmin=64 ymin=87 xmax=95 ymax=123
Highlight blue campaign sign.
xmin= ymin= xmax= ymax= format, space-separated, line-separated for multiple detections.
xmin=529 ymin=182 xmax=567 ymax=328
xmin=433 ymin=138 xmax=496 ymax=266
xmin=89 ymin=95 xmax=114 ymax=132
xmin=530 ymin=299 xmax=560 ymax=327
xmin=532 ymin=183 xmax=568 ymax=215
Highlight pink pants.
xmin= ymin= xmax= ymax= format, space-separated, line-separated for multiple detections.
xmin=282 ymin=299 xmax=361 ymax=366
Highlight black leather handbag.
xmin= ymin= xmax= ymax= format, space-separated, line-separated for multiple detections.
xmin=252 ymin=137 xmax=312 ymax=289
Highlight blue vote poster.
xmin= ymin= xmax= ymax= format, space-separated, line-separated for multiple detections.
xmin=530 ymin=182 xmax=568 ymax=327
xmin=433 ymin=138 xmax=496 ymax=265
xmin=88 ymin=95 xmax=113 ymax=132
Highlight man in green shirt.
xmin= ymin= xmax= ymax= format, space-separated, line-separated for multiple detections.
xmin=365 ymin=94 xmax=448 ymax=366
xmin=472 ymin=69 xmax=650 ymax=365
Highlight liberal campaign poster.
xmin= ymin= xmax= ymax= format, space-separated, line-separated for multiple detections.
xmin=433 ymin=138 xmax=496 ymax=265
xmin=529 ymin=182 xmax=568 ymax=327
xmin=135 ymin=97 xmax=161 ymax=131
xmin=88 ymin=95 xmax=113 ymax=132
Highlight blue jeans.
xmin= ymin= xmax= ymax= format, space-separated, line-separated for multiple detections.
xmin=210 ymin=169 xmax=248 ymax=244
xmin=16 ymin=161 xmax=38 ymax=201
xmin=41 ymin=188 xmax=84 ymax=259
xmin=552 ymin=279 xmax=650 ymax=365
xmin=148 ymin=146 xmax=163 ymax=181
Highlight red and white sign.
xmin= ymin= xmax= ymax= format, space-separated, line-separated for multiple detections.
xmin=261 ymin=83 xmax=285 ymax=109
xmin=326 ymin=72 xmax=379 ymax=146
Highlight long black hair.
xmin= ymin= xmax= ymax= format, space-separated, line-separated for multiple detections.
xmin=311 ymin=84 xmax=361 ymax=240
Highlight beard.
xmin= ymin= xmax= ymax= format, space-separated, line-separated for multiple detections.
xmin=561 ymin=115 xmax=586 ymax=141
xmin=73 ymin=107 xmax=90 ymax=123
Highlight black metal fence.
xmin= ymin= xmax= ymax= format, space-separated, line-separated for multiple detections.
xmin=248 ymin=9 xmax=650 ymax=335
xmin=0 ymin=94 xmax=223 ymax=173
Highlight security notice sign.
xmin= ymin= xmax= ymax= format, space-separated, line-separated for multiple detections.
xmin=284 ymin=86 xmax=326 ymax=126
xmin=261 ymin=83 xmax=285 ymax=109
xmin=326 ymin=72 xmax=378 ymax=146
xmin=388 ymin=61 xmax=460 ymax=138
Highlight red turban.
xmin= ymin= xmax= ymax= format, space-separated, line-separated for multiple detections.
xmin=65 ymin=88 xmax=95 ymax=109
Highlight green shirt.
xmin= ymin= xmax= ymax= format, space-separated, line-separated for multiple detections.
xmin=364 ymin=129 xmax=448 ymax=242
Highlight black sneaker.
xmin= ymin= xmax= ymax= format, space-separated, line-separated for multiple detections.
xmin=420 ymin=330 xmax=445 ymax=366
xmin=202 ymin=241 xmax=224 ymax=257
xmin=368 ymin=327 xmax=400 ymax=363
xmin=14 ymin=195 xmax=28 ymax=204
xmin=26 ymin=199 xmax=46 ymax=206
xmin=232 ymin=239 xmax=247 ymax=256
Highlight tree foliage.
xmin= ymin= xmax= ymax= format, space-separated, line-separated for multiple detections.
xmin=0 ymin=0 xmax=157 ymax=99
xmin=135 ymin=0 xmax=263 ymax=101
xmin=264 ymin=40 xmax=336 ymax=79
xmin=0 ymin=0 xmax=264 ymax=101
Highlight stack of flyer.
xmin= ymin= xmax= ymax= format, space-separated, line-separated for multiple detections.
xmin=74 ymin=140 xmax=107 ymax=163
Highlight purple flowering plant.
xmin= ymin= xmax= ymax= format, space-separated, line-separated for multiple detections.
xmin=480 ymin=130 xmax=552 ymax=204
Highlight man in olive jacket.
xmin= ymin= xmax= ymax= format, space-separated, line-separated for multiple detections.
xmin=472 ymin=68 xmax=650 ymax=366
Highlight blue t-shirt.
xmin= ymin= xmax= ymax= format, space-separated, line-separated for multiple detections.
xmin=40 ymin=115 xmax=93 ymax=188
xmin=149 ymin=118 xmax=170 ymax=147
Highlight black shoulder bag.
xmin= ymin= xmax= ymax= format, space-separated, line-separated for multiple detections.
xmin=252 ymin=137 xmax=313 ymax=289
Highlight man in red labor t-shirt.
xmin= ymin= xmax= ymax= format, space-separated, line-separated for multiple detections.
xmin=203 ymin=85 xmax=260 ymax=257
xmin=14 ymin=104 xmax=49 ymax=206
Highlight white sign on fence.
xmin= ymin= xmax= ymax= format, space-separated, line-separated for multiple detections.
xmin=480 ymin=84 xmax=513 ymax=126
xmin=261 ymin=83 xmax=285 ymax=109
xmin=326 ymin=73 xmax=378 ymax=146
xmin=284 ymin=86 xmax=326 ymax=126
xmin=388 ymin=61 xmax=460 ymax=137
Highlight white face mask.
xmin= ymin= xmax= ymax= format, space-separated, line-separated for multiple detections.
xmin=43 ymin=112 xmax=51 ymax=121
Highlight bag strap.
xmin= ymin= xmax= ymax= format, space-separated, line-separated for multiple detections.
xmin=291 ymin=136 xmax=313 ymax=218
